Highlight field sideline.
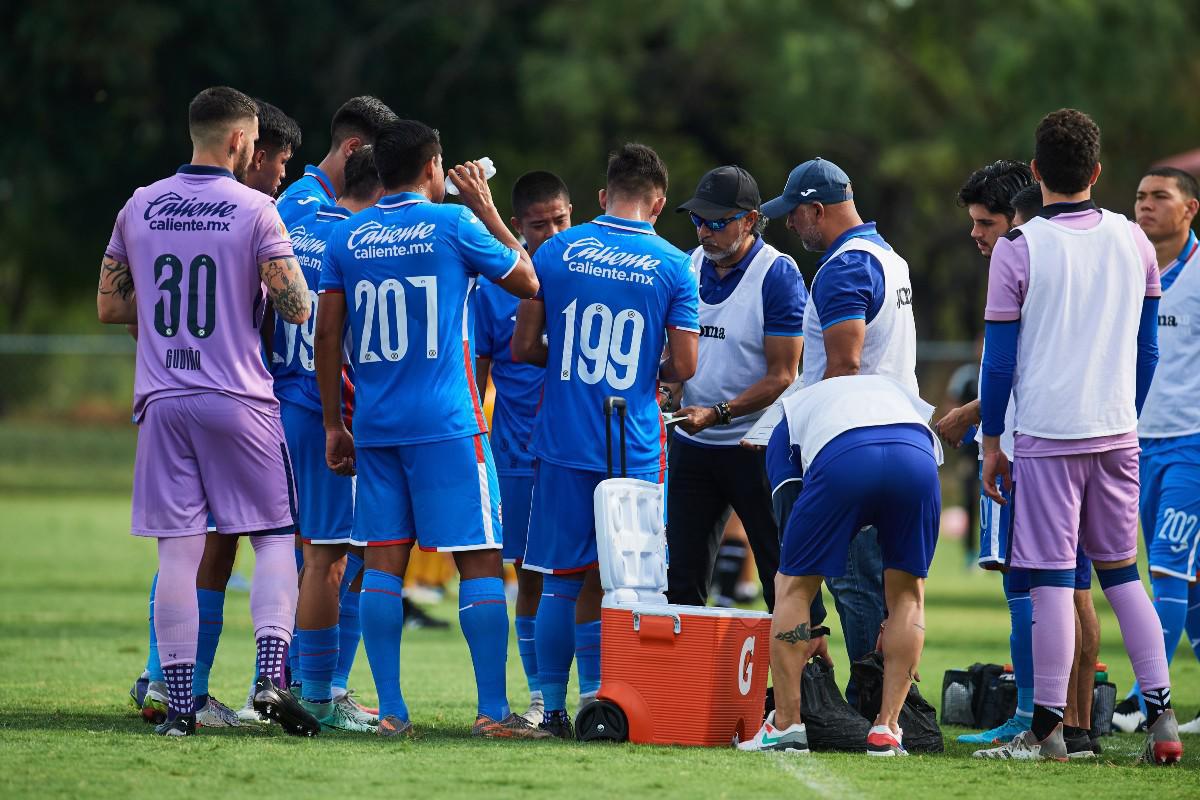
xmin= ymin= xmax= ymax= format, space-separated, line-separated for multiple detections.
xmin=0 ymin=421 xmax=1196 ymax=799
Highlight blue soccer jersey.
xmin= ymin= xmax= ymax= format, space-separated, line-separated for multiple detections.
xmin=318 ymin=192 xmax=520 ymax=446
xmin=475 ymin=278 xmax=543 ymax=476
xmin=530 ymin=216 xmax=699 ymax=474
xmin=270 ymin=204 xmax=349 ymax=411
xmin=276 ymin=165 xmax=336 ymax=229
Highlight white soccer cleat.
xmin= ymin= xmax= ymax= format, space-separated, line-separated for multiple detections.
xmin=521 ymin=695 xmax=545 ymax=727
xmin=1176 ymin=710 xmax=1200 ymax=735
xmin=195 ymin=695 xmax=241 ymax=728
xmin=235 ymin=688 xmax=269 ymax=725
xmin=332 ymin=693 xmax=379 ymax=727
xmin=1111 ymin=703 xmax=1146 ymax=734
xmin=973 ymin=725 xmax=1068 ymax=761
xmin=737 ymin=711 xmax=810 ymax=753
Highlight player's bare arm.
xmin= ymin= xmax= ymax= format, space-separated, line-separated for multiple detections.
xmin=678 ymin=334 xmax=799 ymax=434
xmin=475 ymin=356 xmax=492 ymax=400
xmin=934 ymin=398 xmax=981 ymax=447
xmin=314 ymin=292 xmax=354 ymax=476
xmin=821 ymin=318 xmax=866 ymax=378
xmin=259 ymin=256 xmax=311 ymax=325
xmin=658 ymin=327 xmax=698 ymax=384
xmin=450 ymin=160 xmax=540 ymax=299
xmin=511 ymin=299 xmax=548 ymax=366
xmin=97 ymin=256 xmax=137 ymax=325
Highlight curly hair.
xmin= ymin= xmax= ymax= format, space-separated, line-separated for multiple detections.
xmin=1034 ymin=109 xmax=1101 ymax=195
xmin=957 ymin=160 xmax=1034 ymax=220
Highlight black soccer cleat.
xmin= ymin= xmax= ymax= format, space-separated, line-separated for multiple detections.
xmin=154 ymin=714 xmax=196 ymax=737
xmin=252 ymin=675 xmax=320 ymax=737
xmin=539 ymin=709 xmax=574 ymax=741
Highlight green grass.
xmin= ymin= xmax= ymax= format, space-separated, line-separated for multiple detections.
xmin=0 ymin=421 xmax=1197 ymax=799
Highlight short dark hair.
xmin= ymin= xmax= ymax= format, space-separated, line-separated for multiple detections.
xmin=343 ymin=144 xmax=381 ymax=201
xmin=957 ymin=160 xmax=1034 ymax=220
xmin=331 ymin=96 xmax=399 ymax=147
xmin=254 ymin=99 xmax=302 ymax=156
xmin=188 ymin=86 xmax=257 ymax=142
xmin=1010 ymin=184 xmax=1043 ymax=222
xmin=374 ymin=120 xmax=441 ymax=189
xmin=1144 ymin=166 xmax=1200 ymax=202
xmin=512 ymin=171 xmax=571 ymax=219
xmin=1034 ymin=109 xmax=1101 ymax=195
xmin=606 ymin=143 xmax=668 ymax=200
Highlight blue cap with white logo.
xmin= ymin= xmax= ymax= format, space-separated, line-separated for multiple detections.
xmin=761 ymin=158 xmax=853 ymax=219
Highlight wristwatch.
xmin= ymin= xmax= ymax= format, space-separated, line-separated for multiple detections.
xmin=712 ymin=401 xmax=732 ymax=426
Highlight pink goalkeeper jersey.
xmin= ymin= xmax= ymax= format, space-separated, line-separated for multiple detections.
xmin=105 ymin=165 xmax=295 ymax=420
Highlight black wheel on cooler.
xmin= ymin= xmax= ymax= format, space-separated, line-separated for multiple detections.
xmin=576 ymin=699 xmax=628 ymax=743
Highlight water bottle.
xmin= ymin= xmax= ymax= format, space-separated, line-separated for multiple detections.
xmin=445 ymin=157 xmax=497 ymax=195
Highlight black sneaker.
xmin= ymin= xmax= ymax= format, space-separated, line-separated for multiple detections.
xmin=253 ymin=676 xmax=320 ymax=737
xmin=1089 ymin=735 xmax=1102 ymax=755
xmin=154 ymin=714 xmax=196 ymax=737
xmin=403 ymin=597 xmax=450 ymax=630
xmin=539 ymin=710 xmax=574 ymax=740
xmin=1065 ymin=731 xmax=1096 ymax=759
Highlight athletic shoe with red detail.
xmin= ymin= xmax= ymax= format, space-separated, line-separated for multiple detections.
xmin=1141 ymin=710 xmax=1184 ymax=765
xmin=473 ymin=712 xmax=552 ymax=739
xmin=377 ymin=714 xmax=414 ymax=738
xmin=866 ymin=724 xmax=907 ymax=757
xmin=737 ymin=711 xmax=809 ymax=753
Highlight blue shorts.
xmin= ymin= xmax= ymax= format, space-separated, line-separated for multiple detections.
xmin=524 ymin=460 xmax=658 ymax=574
xmin=781 ymin=425 xmax=940 ymax=579
xmin=352 ymin=434 xmax=501 ymax=552
xmin=1140 ymin=447 xmax=1200 ymax=582
xmin=499 ymin=473 xmax=534 ymax=564
xmin=977 ymin=461 xmax=1012 ymax=570
xmin=281 ymin=401 xmax=354 ymax=543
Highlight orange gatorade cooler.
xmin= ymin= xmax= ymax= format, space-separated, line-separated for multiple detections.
xmin=576 ymin=398 xmax=772 ymax=746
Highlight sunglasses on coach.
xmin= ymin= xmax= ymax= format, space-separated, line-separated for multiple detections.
xmin=689 ymin=210 xmax=749 ymax=232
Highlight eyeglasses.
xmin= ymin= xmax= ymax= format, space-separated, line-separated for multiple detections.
xmin=689 ymin=210 xmax=749 ymax=232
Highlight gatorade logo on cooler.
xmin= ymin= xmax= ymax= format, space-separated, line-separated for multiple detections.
xmin=738 ymin=636 xmax=755 ymax=695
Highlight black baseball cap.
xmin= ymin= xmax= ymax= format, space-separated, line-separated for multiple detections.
xmin=676 ymin=166 xmax=761 ymax=220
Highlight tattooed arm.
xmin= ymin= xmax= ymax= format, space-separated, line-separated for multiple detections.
xmin=97 ymin=256 xmax=137 ymax=325
xmin=259 ymin=256 xmax=310 ymax=325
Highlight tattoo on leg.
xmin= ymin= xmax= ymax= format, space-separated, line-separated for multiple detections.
xmin=913 ymin=622 xmax=925 ymax=631
xmin=774 ymin=622 xmax=811 ymax=645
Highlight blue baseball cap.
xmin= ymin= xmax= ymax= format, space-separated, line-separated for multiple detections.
xmin=761 ymin=158 xmax=853 ymax=218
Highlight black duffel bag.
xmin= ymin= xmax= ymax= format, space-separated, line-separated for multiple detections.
xmin=851 ymin=651 xmax=944 ymax=753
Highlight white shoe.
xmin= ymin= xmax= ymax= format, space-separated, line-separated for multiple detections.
xmin=195 ymin=695 xmax=240 ymax=728
xmin=866 ymin=724 xmax=907 ymax=756
xmin=332 ymin=692 xmax=379 ymax=727
xmin=973 ymin=725 xmax=1067 ymax=761
xmin=737 ymin=711 xmax=810 ymax=753
xmin=1177 ymin=710 xmax=1200 ymax=735
xmin=521 ymin=695 xmax=545 ymax=726
xmin=1111 ymin=706 xmax=1146 ymax=734
xmin=235 ymin=688 xmax=269 ymax=725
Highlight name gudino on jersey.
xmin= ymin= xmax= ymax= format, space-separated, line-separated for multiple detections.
xmin=563 ymin=236 xmax=659 ymax=286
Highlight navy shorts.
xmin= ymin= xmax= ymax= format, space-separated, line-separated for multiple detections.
xmin=781 ymin=424 xmax=940 ymax=579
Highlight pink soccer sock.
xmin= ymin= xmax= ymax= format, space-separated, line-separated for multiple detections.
xmin=154 ymin=535 xmax=206 ymax=667
xmin=249 ymin=534 xmax=298 ymax=644
xmin=1030 ymin=585 xmax=1074 ymax=708
xmin=1103 ymin=579 xmax=1171 ymax=692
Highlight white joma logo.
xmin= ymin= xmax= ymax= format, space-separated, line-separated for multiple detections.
xmin=800 ymin=188 xmax=817 ymax=197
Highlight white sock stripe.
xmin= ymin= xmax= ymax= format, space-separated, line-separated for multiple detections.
xmin=1158 ymin=597 xmax=1188 ymax=604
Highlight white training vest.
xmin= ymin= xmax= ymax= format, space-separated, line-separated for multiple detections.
xmin=1014 ymin=211 xmax=1144 ymax=439
xmin=1139 ymin=243 xmax=1200 ymax=437
xmin=679 ymin=242 xmax=800 ymax=445
xmin=801 ymin=236 xmax=918 ymax=395
xmin=782 ymin=374 xmax=939 ymax=473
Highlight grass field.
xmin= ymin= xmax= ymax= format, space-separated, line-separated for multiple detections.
xmin=0 ymin=421 xmax=1197 ymax=799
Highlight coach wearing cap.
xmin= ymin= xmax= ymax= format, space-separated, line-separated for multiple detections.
xmin=763 ymin=158 xmax=919 ymax=697
xmin=666 ymin=166 xmax=808 ymax=612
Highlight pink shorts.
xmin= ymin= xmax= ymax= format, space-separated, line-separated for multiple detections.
xmin=131 ymin=393 xmax=296 ymax=538
xmin=1010 ymin=447 xmax=1140 ymax=570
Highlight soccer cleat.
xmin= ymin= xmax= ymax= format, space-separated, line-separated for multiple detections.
xmin=538 ymin=710 xmax=575 ymax=741
xmin=973 ymin=724 xmax=1068 ymax=761
xmin=195 ymin=695 xmax=240 ymax=728
xmin=376 ymin=714 xmax=414 ymax=738
xmin=520 ymin=696 xmax=545 ymax=727
xmin=473 ymin=713 xmax=552 ymax=739
xmin=1112 ymin=697 xmax=1147 ymax=733
xmin=866 ymin=724 xmax=907 ymax=757
xmin=252 ymin=676 xmax=320 ymax=737
xmin=1064 ymin=730 xmax=1096 ymax=759
xmin=236 ymin=689 xmax=269 ymax=725
xmin=956 ymin=715 xmax=1031 ymax=744
xmin=129 ymin=676 xmax=149 ymax=711
xmin=1140 ymin=710 xmax=1184 ymax=765
xmin=301 ymin=699 xmax=377 ymax=733
xmin=333 ymin=688 xmax=379 ymax=718
xmin=154 ymin=714 xmax=196 ymax=737
xmin=737 ymin=711 xmax=810 ymax=753
xmin=1178 ymin=710 xmax=1200 ymax=735
xmin=140 ymin=681 xmax=169 ymax=724
xmin=332 ymin=693 xmax=379 ymax=726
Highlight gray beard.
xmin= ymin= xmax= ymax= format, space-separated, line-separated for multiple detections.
xmin=703 ymin=234 xmax=749 ymax=264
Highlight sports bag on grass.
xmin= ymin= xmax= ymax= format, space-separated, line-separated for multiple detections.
xmin=799 ymin=655 xmax=872 ymax=752
xmin=852 ymin=651 xmax=944 ymax=753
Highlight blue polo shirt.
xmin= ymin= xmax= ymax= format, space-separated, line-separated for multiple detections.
xmin=694 ymin=236 xmax=807 ymax=336
xmin=810 ymin=222 xmax=890 ymax=328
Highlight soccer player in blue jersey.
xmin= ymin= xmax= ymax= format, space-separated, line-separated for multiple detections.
xmin=245 ymin=100 xmax=303 ymax=198
xmin=475 ymin=170 xmax=573 ymax=725
xmin=511 ymin=143 xmax=700 ymax=739
xmin=315 ymin=119 xmax=544 ymax=739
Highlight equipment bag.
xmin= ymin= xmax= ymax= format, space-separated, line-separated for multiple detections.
xmin=977 ymin=670 xmax=1018 ymax=730
xmin=940 ymin=669 xmax=974 ymax=726
xmin=852 ymin=651 xmax=944 ymax=753
xmin=798 ymin=655 xmax=871 ymax=752
xmin=1092 ymin=681 xmax=1117 ymax=737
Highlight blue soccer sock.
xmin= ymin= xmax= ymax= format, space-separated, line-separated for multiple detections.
xmin=340 ymin=552 xmax=364 ymax=603
xmin=1152 ymin=573 xmax=1189 ymax=665
xmin=285 ymin=547 xmax=305 ymax=684
xmin=145 ymin=573 xmax=165 ymax=682
xmin=1187 ymin=579 xmax=1200 ymax=661
xmin=193 ymin=588 xmax=226 ymax=698
xmin=360 ymin=569 xmax=408 ymax=721
xmin=535 ymin=576 xmax=582 ymax=714
xmin=459 ymin=577 xmax=511 ymax=721
xmin=515 ymin=615 xmax=540 ymax=696
xmin=575 ymin=620 xmax=602 ymax=699
xmin=1004 ymin=573 xmax=1034 ymax=718
xmin=300 ymin=624 xmax=339 ymax=704
xmin=333 ymin=590 xmax=361 ymax=694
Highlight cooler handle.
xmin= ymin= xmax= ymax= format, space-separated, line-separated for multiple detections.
xmin=632 ymin=609 xmax=681 ymax=635
xmin=603 ymin=396 xmax=628 ymax=478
